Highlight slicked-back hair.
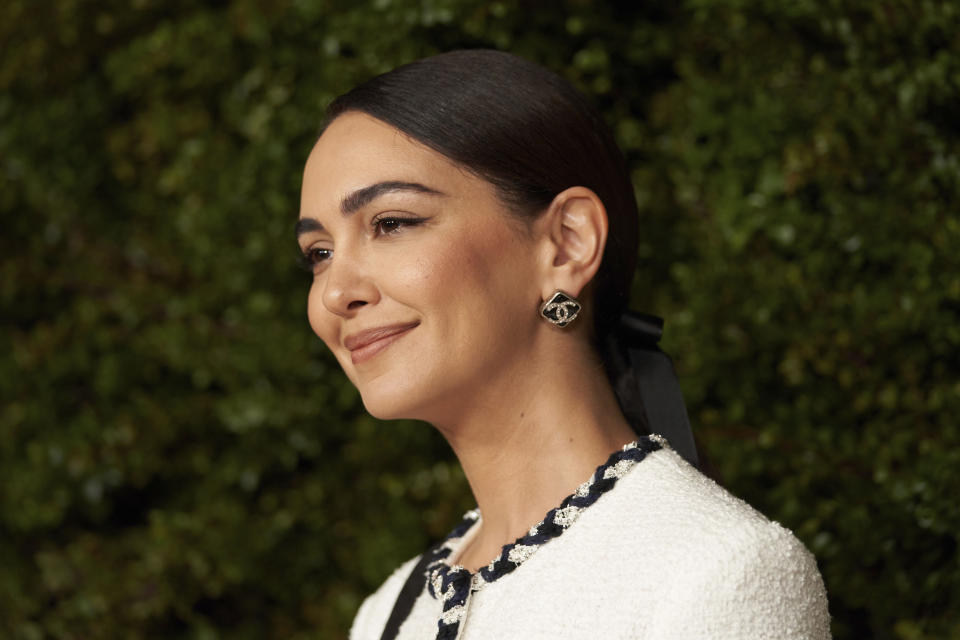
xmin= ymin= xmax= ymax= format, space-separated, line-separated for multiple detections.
xmin=324 ymin=49 xmax=639 ymax=339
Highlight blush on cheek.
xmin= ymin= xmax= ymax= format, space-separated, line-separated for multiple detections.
xmin=435 ymin=227 xmax=508 ymax=289
xmin=393 ymin=242 xmax=462 ymax=295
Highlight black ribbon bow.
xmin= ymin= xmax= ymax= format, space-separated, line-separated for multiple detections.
xmin=610 ymin=311 xmax=699 ymax=468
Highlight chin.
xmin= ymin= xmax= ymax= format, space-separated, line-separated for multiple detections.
xmin=361 ymin=398 xmax=404 ymax=421
xmin=358 ymin=382 xmax=422 ymax=422
xmin=357 ymin=373 xmax=452 ymax=423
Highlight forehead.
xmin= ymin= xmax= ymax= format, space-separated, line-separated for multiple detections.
xmin=300 ymin=112 xmax=475 ymax=214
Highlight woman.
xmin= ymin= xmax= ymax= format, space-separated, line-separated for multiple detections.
xmin=297 ymin=50 xmax=830 ymax=640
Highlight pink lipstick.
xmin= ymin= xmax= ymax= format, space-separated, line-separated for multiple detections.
xmin=344 ymin=322 xmax=419 ymax=365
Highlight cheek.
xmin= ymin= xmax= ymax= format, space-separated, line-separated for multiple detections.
xmin=306 ymin=280 xmax=334 ymax=345
xmin=407 ymin=235 xmax=487 ymax=302
xmin=375 ymin=231 xmax=472 ymax=305
xmin=411 ymin=222 xmax=534 ymax=324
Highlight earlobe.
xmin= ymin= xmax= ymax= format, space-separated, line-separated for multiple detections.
xmin=539 ymin=186 xmax=608 ymax=299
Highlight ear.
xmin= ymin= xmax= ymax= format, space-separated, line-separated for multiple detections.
xmin=535 ymin=186 xmax=608 ymax=301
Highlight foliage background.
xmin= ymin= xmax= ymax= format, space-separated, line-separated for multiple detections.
xmin=2 ymin=0 xmax=958 ymax=638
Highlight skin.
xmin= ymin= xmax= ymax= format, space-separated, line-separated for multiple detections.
xmin=298 ymin=112 xmax=636 ymax=571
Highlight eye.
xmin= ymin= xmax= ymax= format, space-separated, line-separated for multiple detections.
xmin=372 ymin=215 xmax=426 ymax=236
xmin=297 ymin=246 xmax=332 ymax=273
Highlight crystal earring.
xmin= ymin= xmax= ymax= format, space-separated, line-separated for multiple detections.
xmin=539 ymin=290 xmax=582 ymax=328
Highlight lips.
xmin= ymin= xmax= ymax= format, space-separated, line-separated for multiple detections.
xmin=344 ymin=322 xmax=419 ymax=365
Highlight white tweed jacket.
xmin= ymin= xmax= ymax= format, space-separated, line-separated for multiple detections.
xmin=350 ymin=439 xmax=831 ymax=640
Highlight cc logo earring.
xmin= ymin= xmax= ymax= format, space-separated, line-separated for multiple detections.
xmin=539 ymin=290 xmax=582 ymax=328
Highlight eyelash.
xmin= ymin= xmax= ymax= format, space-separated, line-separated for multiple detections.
xmin=297 ymin=247 xmax=333 ymax=272
xmin=372 ymin=214 xmax=426 ymax=236
xmin=297 ymin=216 xmax=427 ymax=272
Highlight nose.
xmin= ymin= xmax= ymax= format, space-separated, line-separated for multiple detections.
xmin=321 ymin=249 xmax=381 ymax=317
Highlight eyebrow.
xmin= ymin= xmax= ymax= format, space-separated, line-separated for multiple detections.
xmin=341 ymin=180 xmax=445 ymax=215
xmin=296 ymin=180 xmax=445 ymax=237
xmin=295 ymin=217 xmax=324 ymax=236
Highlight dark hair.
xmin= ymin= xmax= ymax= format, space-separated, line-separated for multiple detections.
xmin=326 ymin=49 xmax=648 ymax=432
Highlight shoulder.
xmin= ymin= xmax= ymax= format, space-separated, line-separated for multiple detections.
xmin=595 ymin=444 xmax=798 ymax=543
xmin=348 ymin=554 xmax=422 ymax=640
xmin=648 ymin=508 xmax=832 ymax=639
xmin=616 ymin=444 xmax=815 ymax=550
xmin=586 ymin=444 xmax=832 ymax=638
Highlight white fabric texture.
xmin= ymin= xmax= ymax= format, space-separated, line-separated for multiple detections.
xmin=349 ymin=445 xmax=831 ymax=640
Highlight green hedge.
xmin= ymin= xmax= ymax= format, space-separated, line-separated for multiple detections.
xmin=2 ymin=1 xmax=958 ymax=638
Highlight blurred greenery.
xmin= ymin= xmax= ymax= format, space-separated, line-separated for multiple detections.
xmin=1 ymin=0 xmax=958 ymax=638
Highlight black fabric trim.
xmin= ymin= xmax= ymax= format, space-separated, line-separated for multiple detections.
xmin=378 ymin=551 xmax=434 ymax=640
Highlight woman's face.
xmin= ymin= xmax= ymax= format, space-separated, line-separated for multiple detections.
xmin=298 ymin=113 xmax=545 ymax=422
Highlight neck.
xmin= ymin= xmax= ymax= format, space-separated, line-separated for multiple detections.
xmin=431 ymin=336 xmax=636 ymax=571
